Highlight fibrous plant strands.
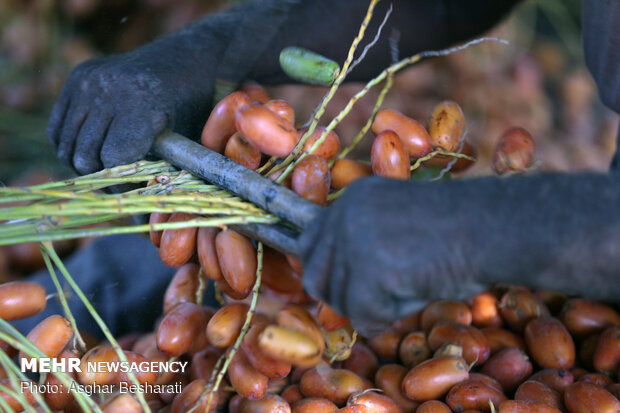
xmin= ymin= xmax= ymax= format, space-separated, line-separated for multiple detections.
xmin=270 ymin=36 xmax=506 ymax=184
xmin=0 ymin=160 xmax=278 ymax=246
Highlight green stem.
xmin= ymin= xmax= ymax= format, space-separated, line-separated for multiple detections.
xmin=0 ymin=351 xmax=50 ymax=413
xmin=0 ymin=326 xmax=99 ymax=412
xmin=39 ymin=246 xmax=86 ymax=352
xmin=336 ymin=72 xmax=394 ymax=161
xmin=267 ymin=0 xmax=381 ymax=181
xmin=191 ymin=242 xmax=264 ymax=413
xmin=41 ymin=243 xmax=151 ymax=413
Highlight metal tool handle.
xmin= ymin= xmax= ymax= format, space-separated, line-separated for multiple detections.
xmin=151 ymin=130 xmax=323 ymax=255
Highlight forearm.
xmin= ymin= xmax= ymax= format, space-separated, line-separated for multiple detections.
xmin=249 ymin=0 xmax=522 ymax=84
xmin=439 ymin=173 xmax=620 ymax=301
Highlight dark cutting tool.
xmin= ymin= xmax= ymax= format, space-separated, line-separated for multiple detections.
xmin=151 ymin=130 xmax=323 ymax=256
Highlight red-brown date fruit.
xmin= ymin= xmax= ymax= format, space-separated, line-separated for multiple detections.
xmin=44 ymin=372 xmax=74 ymax=410
xmin=428 ymin=100 xmax=466 ymax=152
xmin=392 ymin=311 xmax=421 ymax=334
xmin=300 ymin=127 xmax=341 ymax=160
xmin=470 ymin=291 xmax=503 ymax=328
xmin=196 ymin=227 xmax=223 ymax=282
xmin=578 ymin=372 xmax=613 ymax=386
xmin=481 ymin=327 xmax=526 ymax=354
xmin=282 ymin=385 xmax=303 ymax=405
xmin=564 ymin=382 xmax=620 ymax=413
xmin=43 ymin=349 xmax=79 ymax=410
xmin=78 ymin=345 xmax=119 ymax=385
xmin=149 ymin=212 xmax=170 ymax=247
xmin=607 ymin=383 xmax=620 ymax=399
xmin=286 ymin=254 xmax=304 ymax=273
xmin=216 ymin=277 xmax=250 ymax=300
xmin=228 ymin=350 xmax=268 ymax=400
xmin=372 ymin=108 xmax=432 ymax=157
xmin=0 ymin=379 xmax=36 ymax=412
xmin=258 ymin=325 xmax=321 ymax=367
xmin=300 ymin=365 xmax=365 ymax=405
xmin=499 ymin=289 xmax=550 ymax=333
xmin=348 ymin=390 xmax=403 ymax=413
xmin=446 ymin=379 xmax=507 ymax=412
xmin=593 ymin=326 xmax=620 ymax=374
xmin=534 ymin=290 xmax=569 ymax=315
xmin=277 ymin=305 xmax=325 ymax=354
xmin=239 ymin=394 xmax=291 ymax=413
xmin=498 ymin=400 xmax=562 ymax=413
xmin=492 ymin=127 xmax=535 ymax=175
xmin=342 ymin=343 xmax=379 ymax=380
xmin=402 ymin=355 xmax=469 ymax=402
xmin=163 ymin=263 xmax=204 ymax=314
xmin=469 ymin=373 xmax=504 ymax=392
xmin=480 ymin=347 xmax=533 ymax=393
xmin=318 ymin=301 xmax=350 ymax=331
xmin=374 ymin=364 xmax=419 ymax=412
xmin=423 ymin=140 xmax=476 ymax=172
xmin=171 ymin=379 xmax=218 ymax=413
xmin=579 ymin=333 xmax=599 ymax=368
xmin=524 ymin=316 xmax=575 ymax=369
xmin=189 ymin=347 xmax=222 ymax=381
xmin=101 ymin=394 xmax=142 ymax=413
xmin=398 ymin=331 xmax=430 ymax=368
xmin=570 ymin=368 xmax=588 ymax=381
xmin=263 ymin=247 xmax=303 ymax=294
xmin=157 ymin=302 xmax=207 ymax=357
xmin=242 ymin=324 xmax=292 ymax=378
xmin=0 ymin=281 xmax=46 ymax=321
xmin=559 ymin=299 xmax=620 ymax=337
xmin=515 ymin=380 xmax=564 ymax=411
xmin=215 ymin=229 xmax=256 ymax=295
xmin=421 ymin=300 xmax=472 ymax=332
xmin=330 ymin=159 xmax=372 ymax=190
xmin=369 ymin=327 xmax=403 ymax=361
xmin=20 ymin=315 xmax=72 ymax=362
xmin=291 ymin=397 xmax=338 ymax=412
xmin=428 ymin=322 xmax=490 ymax=366
xmin=370 ymin=130 xmax=410 ymax=180
xmin=207 ymin=303 xmax=249 ymax=347
xmin=236 ymin=103 xmax=298 ymax=157
xmin=201 ymin=91 xmax=251 ymax=152
xmin=291 ymin=155 xmax=331 ymax=205
xmin=158 ymin=212 xmax=197 ymax=267
xmin=529 ymin=369 xmax=574 ymax=394
xmin=241 ymin=81 xmax=270 ymax=103
xmin=265 ymin=99 xmax=295 ymax=125
xmin=225 ymin=132 xmax=262 ymax=170
xmin=415 ymin=400 xmax=451 ymax=413
xmin=337 ymin=405 xmax=371 ymax=412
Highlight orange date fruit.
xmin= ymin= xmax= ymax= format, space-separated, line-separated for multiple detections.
xmin=225 ymin=132 xmax=261 ymax=170
xmin=330 ymin=159 xmax=373 ymax=190
xmin=300 ymin=127 xmax=341 ymax=160
xmin=0 ymin=281 xmax=46 ymax=321
xmin=370 ymin=130 xmax=410 ymax=180
xmin=291 ymin=154 xmax=331 ymax=205
xmin=158 ymin=212 xmax=197 ymax=267
xmin=402 ymin=355 xmax=469 ymax=402
xmin=201 ymin=91 xmax=251 ymax=152
xmin=524 ymin=316 xmax=575 ymax=369
xmin=163 ymin=263 xmax=204 ymax=314
xmin=235 ymin=103 xmax=298 ymax=157
xmin=372 ymin=108 xmax=432 ymax=158
xmin=215 ymin=229 xmax=257 ymax=296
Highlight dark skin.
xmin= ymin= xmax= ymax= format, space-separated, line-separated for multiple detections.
xmin=48 ymin=0 xmax=620 ymax=336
